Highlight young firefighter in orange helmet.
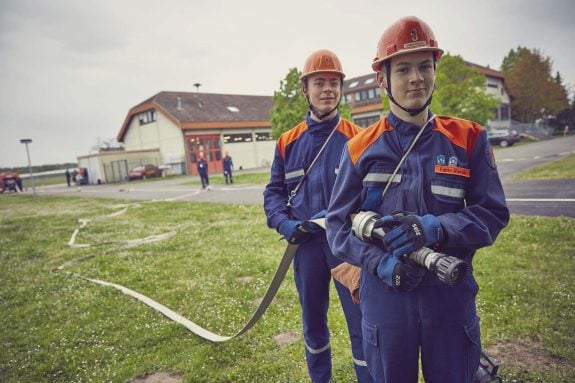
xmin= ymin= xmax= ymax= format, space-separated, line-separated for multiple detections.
xmin=264 ymin=49 xmax=373 ymax=382
xmin=326 ymin=17 xmax=509 ymax=382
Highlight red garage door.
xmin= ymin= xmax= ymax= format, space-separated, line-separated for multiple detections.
xmin=185 ymin=134 xmax=223 ymax=175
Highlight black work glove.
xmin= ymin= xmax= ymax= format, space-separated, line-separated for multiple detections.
xmin=278 ymin=219 xmax=311 ymax=244
xmin=380 ymin=212 xmax=443 ymax=257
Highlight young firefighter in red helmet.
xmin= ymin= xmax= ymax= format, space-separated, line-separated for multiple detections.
xmin=264 ymin=49 xmax=373 ymax=383
xmin=326 ymin=17 xmax=510 ymax=382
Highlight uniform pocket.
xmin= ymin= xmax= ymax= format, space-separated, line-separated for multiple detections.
xmin=362 ymin=319 xmax=378 ymax=347
xmin=362 ymin=319 xmax=385 ymax=380
xmin=430 ymin=175 xmax=466 ymax=210
xmin=284 ymin=167 xmax=304 ymax=184
xmin=362 ymin=166 xmax=402 ymax=211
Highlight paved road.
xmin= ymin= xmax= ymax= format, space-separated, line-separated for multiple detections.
xmin=496 ymin=135 xmax=575 ymax=217
xmin=18 ymin=135 xmax=575 ymax=217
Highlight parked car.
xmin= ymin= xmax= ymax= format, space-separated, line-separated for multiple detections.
xmin=0 ymin=172 xmax=23 ymax=193
xmin=127 ymin=165 xmax=162 ymax=181
xmin=488 ymin=129 xmax=520 ymax=147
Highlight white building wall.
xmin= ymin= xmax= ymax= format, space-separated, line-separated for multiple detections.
xmin=155 ymin=113 xmax=186 ymax=166
xmin=124 ymin=112 xmax=186 ymax=166
xmin=223 ymin=140 xmax=275 ymax=170
xmin=485 ymin=76 xmax=511 ymax=129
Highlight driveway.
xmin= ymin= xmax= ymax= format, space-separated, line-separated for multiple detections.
xmin=19 ymin=136 xmax=575 ymax=217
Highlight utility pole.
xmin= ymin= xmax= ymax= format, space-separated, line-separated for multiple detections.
xmin=19 ymin=138 xmax=36 ymax=197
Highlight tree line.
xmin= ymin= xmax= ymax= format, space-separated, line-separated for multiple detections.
xmin=0 ymin=162 xmax=77 ymax=174
xmin=271 ymin=47 xmax=573 ymax=137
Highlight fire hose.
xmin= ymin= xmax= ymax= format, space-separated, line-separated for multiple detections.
xmin=61 ymin=212 xmax=501 ymax=381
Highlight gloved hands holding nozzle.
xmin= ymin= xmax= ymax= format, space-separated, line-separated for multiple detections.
xmin=377 ymin=252 xmax=425 ymax=292
xmin=379 ymin=212 xmax=444 ymax=257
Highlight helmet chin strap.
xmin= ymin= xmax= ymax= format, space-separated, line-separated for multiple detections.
xmin=385 ymin=61 xmax=434 ymax=117
xmin=307 ymin=97 xmax=341 ymax=120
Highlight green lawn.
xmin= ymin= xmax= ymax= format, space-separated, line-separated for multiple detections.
xmin=512 ymin=154 xmax=575 ymax=180
xmin=1 ymin=194 xmax=574 ymax=382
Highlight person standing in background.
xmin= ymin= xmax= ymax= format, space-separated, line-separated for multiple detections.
xmin=223 ymin=151 xmax=234 ymax=184
xmin=197 ymin=154 xmax=210 ymax=190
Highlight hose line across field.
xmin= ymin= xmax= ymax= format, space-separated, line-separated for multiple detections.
xmin=54 ymin=202 xmax=301 ymax=342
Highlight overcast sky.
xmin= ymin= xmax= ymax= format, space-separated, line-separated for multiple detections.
xmin=1 ymin=0 xmax=574 ymax=168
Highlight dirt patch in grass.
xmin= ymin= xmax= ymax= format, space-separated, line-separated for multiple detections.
xmin=273 ymin=331 xmax=298 ymax=347
xmin=130 ymin=371 xmax=183 ymax=383
xmin=486 ymin=340 xmax=571 ymax=372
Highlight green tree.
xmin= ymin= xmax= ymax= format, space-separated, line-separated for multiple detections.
xmin=271 ymin=68 xmax=307 ymax=139
xmin=501 ymin=46 xmax=531 ymax=72
xmin=501 ymin=47 xmax=569 ymax=123
xmin=338 ymin=100 xmax=352 ymax=121
xmin=430 ymin=53 xmax=499 ymax=126
xmin=271 ymin=67 xmax=354 ymax=138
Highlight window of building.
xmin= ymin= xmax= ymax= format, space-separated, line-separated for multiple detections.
xmin=223 ymin=133 xmax=253 ymax=144
xmin=487 ymin=83 xmax=499 ymax=88
xmin=255 ymin=132 xmax=273 ymax=141
xmin=500 ymin=104 xmax=510 ymax=120
xmin=348 ymin=81 xmax=359 ymax=88
xmin=355 ymin=92 xmax=361 ymax=102
xmin=364 ymin=78 xmax=375 ymax=85
xmin=227 ymin=106 xmax=239 ymax=113
xmin=368 ymin=89 xmax=375 ymax=99
xmin=138 ymin=109 xmax=156 ymax=125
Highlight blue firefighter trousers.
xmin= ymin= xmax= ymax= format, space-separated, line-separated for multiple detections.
xmin=359 ymin=270 xmax=481 ymax=383
xmin=293 ymin=236 xmax=372 ymax=383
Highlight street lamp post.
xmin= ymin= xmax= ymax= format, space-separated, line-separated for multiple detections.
xmin=19 ymin=138 xmax=36 ymax=197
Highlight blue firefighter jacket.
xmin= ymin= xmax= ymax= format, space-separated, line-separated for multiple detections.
xmin=264 ymin=113 xmax=361 ymax=231
xmin=326 ymin=111 xmax=510 ymax=283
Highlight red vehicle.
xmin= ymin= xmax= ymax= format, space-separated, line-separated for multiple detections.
xmin=127 ymin=164 xmax=162 ymax=181
xmin=0 ymin=172 xmax=23 ymax=193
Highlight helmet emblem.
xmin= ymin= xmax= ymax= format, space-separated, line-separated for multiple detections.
xmin=324 ymin=57 xmax=332 ymax=67
xmin=410 ymin=29 xmax=418 ymax=41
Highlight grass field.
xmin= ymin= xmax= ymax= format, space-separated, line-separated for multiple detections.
xmin=512 ymin=154 xmax=575 ymax=180
xmin=1 ymin=193 xmax=574 ymax=383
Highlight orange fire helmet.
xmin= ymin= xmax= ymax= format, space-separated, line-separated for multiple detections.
xmin=371 ymin=16 xmax=443 ymax=72
xmin=300 ymin=49 xmax=345 ymax=82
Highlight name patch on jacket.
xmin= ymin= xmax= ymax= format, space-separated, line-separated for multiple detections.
xmin=434 ymin=165 xmax=471 ymax=177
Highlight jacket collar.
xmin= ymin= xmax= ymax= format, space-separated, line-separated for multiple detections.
xmin=387 ymin=110 xmax=434 ymax=135
xmin=306 ymin=112 xmax=340 ymax=132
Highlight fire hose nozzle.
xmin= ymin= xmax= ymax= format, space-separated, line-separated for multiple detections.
xmin=351 ymin=211 xmax=469 ymax=286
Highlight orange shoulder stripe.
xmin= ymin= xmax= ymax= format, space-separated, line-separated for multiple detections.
xmin=277 ymin=122 xmax=308 ymax=159
xmin=337 ymin=119 xmax=362 ymax=140
xmin=433 ymin=116 xmax=484 ymax=157
xmin=347 ymin=118 xmax=392 ymax=166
